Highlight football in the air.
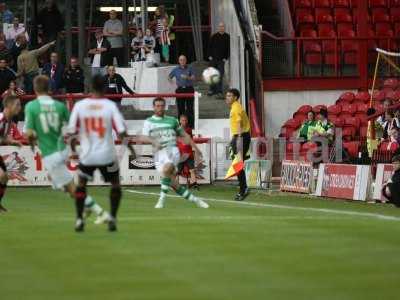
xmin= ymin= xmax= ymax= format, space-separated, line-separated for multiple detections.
xmin=202 ymin=67 xmax=221 ymax=85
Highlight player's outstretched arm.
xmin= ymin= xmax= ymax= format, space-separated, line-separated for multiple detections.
xmin=181 ymin=131 xmax=202 ymax=160
xmin=24 ymin=129 xmax=37 ymax=151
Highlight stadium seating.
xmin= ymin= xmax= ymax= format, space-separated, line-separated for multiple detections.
xmin=281 ymin=80 xmax=400 ymax=160
xmin=292 ymin=0 xmax=400 ymax=69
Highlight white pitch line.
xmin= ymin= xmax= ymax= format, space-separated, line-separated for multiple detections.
xmin=126 ymin=189 xmax=400 ymax=222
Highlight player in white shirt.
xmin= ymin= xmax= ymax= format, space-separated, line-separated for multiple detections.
xmin=143 ymin=97 xmax=209 ymax=209
xmin=67 ymin=75 xmax=134 ymax=232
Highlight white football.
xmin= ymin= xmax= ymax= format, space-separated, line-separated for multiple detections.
xmin=202 ymin=67 xmax=221 ymax=85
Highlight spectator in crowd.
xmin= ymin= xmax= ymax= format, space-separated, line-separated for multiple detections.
xmin=0 ymin=3 xmax=14 ymax=27
xmin=152 ymin=5 xmax=168 ymax=55
xmin=298 ymin=111 xmax=316 ymax=142
xmin=1 ymin=80 xmax=25 ymax=99
xmin=177 ymin=114 xmax=199 ymax=189
xmin=37 ymin=0 xmax=64 ymax=44
xmin=5 ymin=17 xmax=29 ymax=48
xmin=160 ymin=18 xmax=171 ymax=63
xmin=89 ymin=29 xmax=111 ymax=76
xmin=17 ymin=40 xmax=56 ymax=93
xmin=143 ymin=28 xmax=156 ymax=56
xmin=131 ymin=29 xmax=144 ymax=62
xmin=42 ymin=52 xmax=64 ymax=93
xmin=63 ymin=57 xmax=84 ymax=94
xmin=312 ymin=108 xmax=335 ymax=144
xmin=382 ymin=110 xmax=400 ymax=140
xmin=103 ymin=65 xmax=134 ymax=104
xmin=169 ymin=55 xmax=195 ymax=128
xmin=384 ymin=128 xmax=400 ymax=152
xmin=0 ymin=57 xmax=16 ymax=97
xmin=103 ymin=10 xmax=124 ymax=66
xmin=0 ymin=39 xmax=11 ymax=62
xmin=382 ymin=154 xmax=400 ymax=207
xmin=207 ymin=22 xmax=230 ymax=99
xmin=9 ymin=34 xmax=26 ymax=72
xmin=377 ymin=99 xmax=394 ymax=127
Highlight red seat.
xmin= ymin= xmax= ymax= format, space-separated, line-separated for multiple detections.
xmin=293 ymin=112 xmax=307 ymax=123
xmin=315 ymin=0 xmax=332 ymax=8
xmin=295 ymin=0 xmax=313 ymax=8
xmin=343 ymin=141 xmax=360 ymax=157
xmin=385 ymin=90 xmax=400 ymax=101
xmin=342 ymin=126 xmax=356 ymax=140
xmin=371 ymin=90 xmax=385 ymax=102
xmin=313 ymin=104 xmax=328 ymax=113
xmin=356 ymin=103 xmax=369 ymax=112
xmin=330 ymin=116 xmax=344 ymax=127
xmin=344 ymin=116 xmax=361 ymax=127
xmin=328 ymin=104 xmax=342 ymax=115
xmin=303 ymin=42 xmax=323 ymax=65
xmin=297 ymin=104 xmax=313 ymax=114
xmin=339 ymin=29 xmax=358 ymax=64
xmin=334 ymin=9 xmax=353 ymax=23
xmin=391 ymin=7 xmax=400 ymax=22
xmin=354 ymin=113 xmax=368 ymax=125
xmin=392 ymin=0 xmax=400 ymax=7
xmin=316 ymin=11 xmax=334 ymax=24
xmin=297 ymin=12 xmax=315 ymax=26
xmin=317 ymin=23 xmax=335 ymax=33
xmin=372 ymin=10 xmax=390 ymax=23
xmin=339 ymin=91 xmax=355 ymax=102
xmin=350 ymin=0 xmax=358 ymax=7
xmin=283 ymin=118 xmax=302 ymax=129
xmin=383 ymin=78 xmax=398 ymax=89
xmin=334 ymin=0 xmax=351 ymax=7
xmin=394 ymin=22 xmax=400 ymax=36
xmin=319 ymin=28 xmax=337 ymax=58
xmin=342 ymin=103 xmax=358 ymax=115
xmin=360 ymin=126 xmax=368 ymax=139
xmin=373 ymin=102 xmax=384 ymax=111
xmin=337 ymin=23 xmax=354 ymax=33
xmin=369 ymin=0 xmax=388 ymax=7
xmin=354 ymin=91 xmax=371 ymax=103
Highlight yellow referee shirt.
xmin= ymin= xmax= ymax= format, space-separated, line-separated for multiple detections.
xmin=230 ymin=101 xmax=250 ymax=136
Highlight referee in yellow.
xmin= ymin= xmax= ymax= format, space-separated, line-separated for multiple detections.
xmin=226 ymin=88 xmax=251 ymax=201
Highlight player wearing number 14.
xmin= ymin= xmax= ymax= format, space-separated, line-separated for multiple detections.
xmin=24 ymin=76 xmax=109 ymax=231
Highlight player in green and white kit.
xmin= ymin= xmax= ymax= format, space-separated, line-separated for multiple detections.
xmin=143 ymin=97 xmax=209 ymax=209
xmin=24 ymin=75 xmax=110 ymax=229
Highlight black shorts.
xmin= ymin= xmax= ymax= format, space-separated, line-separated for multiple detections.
xmin=230 ymin=132 xmax=251 ymax=161
xmin=78 ymin=162 xmax=120 ymax=183
xmin=0 ymin=156 xmax=6 ymax=172
xmin=177 ymin=157 xmax=195 ymax=173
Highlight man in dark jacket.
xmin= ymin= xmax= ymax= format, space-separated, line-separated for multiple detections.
xmin=64 ymin=57 xmax=85 ymax=93
xmin=103 ymin=65 xmax=134 ymax=105
xmin=9 ymin=34 xmax=26 ymax=72
xmin=0 ymin=58 xmax=16 ymax=98
xmin=89 ymin=30 xmax=111 ymax=76
xmin=42 ymin=52 xmax=64 ymax=93
xmin=207 ymin=22 xmax=230 ymax=98
xmin=382 ymin=155 xmax=400 ymax=207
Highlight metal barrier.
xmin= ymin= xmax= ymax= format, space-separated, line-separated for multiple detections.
xmin=20 ymin=92 xmax=202 ymax=135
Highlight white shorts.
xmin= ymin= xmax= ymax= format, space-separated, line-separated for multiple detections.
xmin=43 ymin=149 xmax=73 ymax=190
xmin=154 ymin=147 xmax=181 ymax=174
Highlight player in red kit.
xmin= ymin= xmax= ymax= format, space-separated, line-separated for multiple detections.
xmin=0 ymin=95 xmax=23 ymax=212
xmin=177 ymin=114 xmax=200 ymax=189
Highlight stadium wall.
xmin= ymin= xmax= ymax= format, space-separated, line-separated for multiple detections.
xmin=264 ymin=90 xmax=357 ymax=137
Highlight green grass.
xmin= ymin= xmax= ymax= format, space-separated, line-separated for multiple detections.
xmin=1 ymin=186 xmax=400 ymax=300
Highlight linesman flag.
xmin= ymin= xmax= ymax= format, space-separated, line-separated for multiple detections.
xmin=225 ymin=155 xmax=244 ymax=179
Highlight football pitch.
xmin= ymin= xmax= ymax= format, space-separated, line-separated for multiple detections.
xmin=1 ymin=186 xmax=400 ymax=300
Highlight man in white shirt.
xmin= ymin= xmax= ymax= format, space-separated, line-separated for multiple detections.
xmin=5 ymin=17 xmax=29 ymax=48
xmin=68 ymin=75 xmax=130 ymax=232
xmin=88 ymin=30 xmax=111 ymax=76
